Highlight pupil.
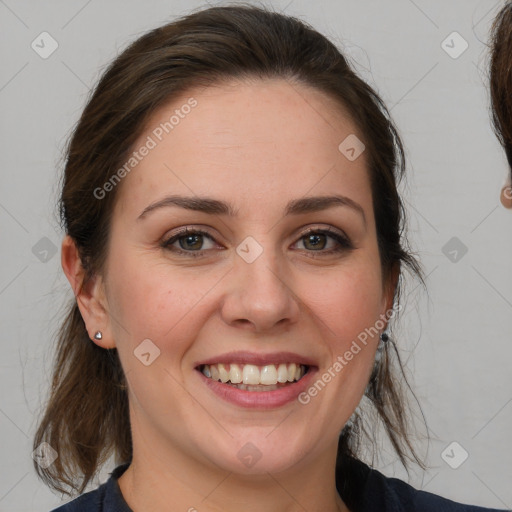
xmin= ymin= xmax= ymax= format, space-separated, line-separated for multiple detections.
xmin=307 ymin=234 xmax=325 ymax=250
xmin=182 ymin=234 xmax=202 ymax=250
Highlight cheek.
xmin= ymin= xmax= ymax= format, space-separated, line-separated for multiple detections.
xmin=301 ymin=260 xmax=383 ymax=406
xmin=107 ymin=247 xmax=187 ymax=329
xmin=104 ymin=248 xmax=183 ymax=356
xmin=105 ymin=246 xmax=224 ymax=369
xmin=304 ymin=258 xmax=385 ymax=346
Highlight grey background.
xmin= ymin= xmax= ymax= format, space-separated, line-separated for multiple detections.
xmin=1 ymin=0 xmax=511 ymax=510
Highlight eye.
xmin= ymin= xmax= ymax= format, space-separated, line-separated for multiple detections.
xmin=161 ymin=226 xmax=353 ymax=258
xmin=293 ymin=228 xmax=353 ymax=256
xmin=161 ymin=228 xmax=218 ymax=257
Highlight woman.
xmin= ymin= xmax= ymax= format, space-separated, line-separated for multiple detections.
xmin=33 ymin=5 xmax=506 ymax=511
xmin=490 ymin=2 xmax=512 ymax=209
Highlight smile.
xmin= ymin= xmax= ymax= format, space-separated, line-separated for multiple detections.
xmin=195 ymin=351 xmax=317 ymax=408
xmin=200 ymin=363 xmax=308 ymax=391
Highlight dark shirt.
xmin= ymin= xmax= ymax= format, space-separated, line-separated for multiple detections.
xmin=50 ymin=457 xmax=508 ymax=512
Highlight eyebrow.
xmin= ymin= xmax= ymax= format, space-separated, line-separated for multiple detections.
xmin=137 ymin=194 xmax=366 ymax=225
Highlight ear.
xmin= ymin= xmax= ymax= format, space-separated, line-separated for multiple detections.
xmin=61 ymin=235 xmax=116 ymax=349
xmin=500 ymin=184 xmax=512 ymax=208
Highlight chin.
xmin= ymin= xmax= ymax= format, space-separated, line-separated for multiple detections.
xmin=198 ymin=431 xmax=313 ymax=476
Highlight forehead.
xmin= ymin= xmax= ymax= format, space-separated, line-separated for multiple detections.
xmin=113 ymin=78 xmax=372 ymax=219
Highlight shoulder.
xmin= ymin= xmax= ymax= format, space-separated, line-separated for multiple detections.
xmin=337 ymin=456 xmax=507 ymax=512
xmin=48 ymin=463 xmax=131 ymax=512
xmin=49 ymin=486 xmax=105 ymax=512
xmin=381 ymin=472 xmax=505 ymax=512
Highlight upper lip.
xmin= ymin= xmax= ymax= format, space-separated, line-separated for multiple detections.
xmin=195 ymin=351 xmax=317 ymax=368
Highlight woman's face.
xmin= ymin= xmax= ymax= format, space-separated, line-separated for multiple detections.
xmin=97 ymin=79 xmax=394 ymax=476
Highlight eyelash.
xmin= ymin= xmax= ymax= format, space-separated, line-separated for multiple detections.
xmin=161 ymin=226 xmax=353 ymax=259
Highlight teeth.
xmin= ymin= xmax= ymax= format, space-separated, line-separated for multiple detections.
xmin=277 ymin=363 xmax=288 ymax=383
xmin=218 ymin=363 xmax=230 ymax=383
xmin=287 ymin=363 xmax=297 ymax=382
xmin=242 ymin=364 xmax=260 ymax=385
xmin=229 ymin=363 xmax=242 ymax=384
xmin=201 ymin=363 xmax=307 ymax=386
xmin=260 ymin=364 xmax=277 ymax=385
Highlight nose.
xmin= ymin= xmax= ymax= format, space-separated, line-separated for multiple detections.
xmin=219 ymin=241 xmax=301 ymax=333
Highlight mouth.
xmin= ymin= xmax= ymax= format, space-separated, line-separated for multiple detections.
xmin=194 ymin=351 xmax=318 ymax=408
xmin=197 ymin=362 xmax=310 ymax=392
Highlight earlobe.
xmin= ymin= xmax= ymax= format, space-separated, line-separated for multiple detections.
xmin=61 ymin=235 xmax=116 ymax=349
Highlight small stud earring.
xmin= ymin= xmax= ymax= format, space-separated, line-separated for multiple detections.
xmin=380 ymin=332 xmax=389 ymax=343
xmin=93 ymin=331 xmax=103 ymax=341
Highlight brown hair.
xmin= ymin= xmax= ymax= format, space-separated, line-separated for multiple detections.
xmin=490 ymin=1 xmax=512 ymax=178
xmin=33 ymin=3 xmax=427 ymax=500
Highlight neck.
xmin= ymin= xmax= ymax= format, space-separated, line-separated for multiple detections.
xmin=117 ymin=426 xmax=349 ymax=512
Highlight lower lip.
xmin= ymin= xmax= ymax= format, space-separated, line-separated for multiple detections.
xmin=196 ymin=367 xmax=317 ymax=409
